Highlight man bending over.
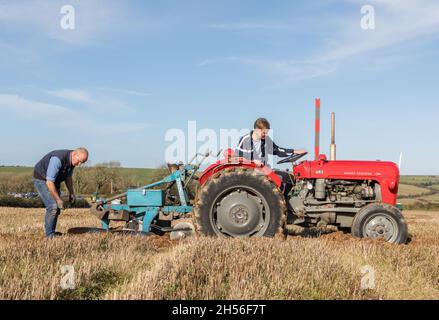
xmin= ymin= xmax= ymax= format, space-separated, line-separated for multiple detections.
xmin=33 ymin=148 xmax=89 ymax=238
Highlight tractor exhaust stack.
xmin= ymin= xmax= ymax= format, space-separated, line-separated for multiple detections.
xmin=314 ymin=98 xmax=320 ymax=160
xmin=330 ymin=112 xmax=336 ymax=160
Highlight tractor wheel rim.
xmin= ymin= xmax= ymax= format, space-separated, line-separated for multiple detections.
xmin=363 ymin=213 xmax=398 ymax=242
xmin=211 ymin=186 xmax=270 ymax=237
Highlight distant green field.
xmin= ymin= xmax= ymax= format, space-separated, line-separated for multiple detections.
xmin=400 ymin=175 xmax=439 ymax=186
xmin=1 ymin=167 xmax=438 ymax=210
xmin=398 ymin=184 xmax=432 ymax=198
xmin=2 ymin=167 xmax=435 ymax=182
xmin=414 ymin=193 xmax=439 ymax=202
xmin=0 ymin=166 xmax=158 ymax=180
xmin=115 ymin=167 xmax=162 ymax=181
xmin=397 ymin=176 xmax=439 ymax=210
xmin=0 ymin=167 xmax=32 ymax=174
xmin=0 ymin=167 xmax=163 ymax=193
xmin=1 ymin=167 xmax=437 ymax=190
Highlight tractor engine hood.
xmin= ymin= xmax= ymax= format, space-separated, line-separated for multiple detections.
xmin=294 ymin=155 xmax=399 ymax=183
xmin=293 ymin=155 xmax=400 ymax=205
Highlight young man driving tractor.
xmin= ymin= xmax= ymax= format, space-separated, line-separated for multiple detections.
xmin=236 ymin=118 xmax=307 ymax=194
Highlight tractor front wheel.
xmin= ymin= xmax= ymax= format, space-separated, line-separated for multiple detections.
xmin=194 ymin=169 xmax=286 ymax=238
xmin=351 ymin=203 xmax=408 ymax=244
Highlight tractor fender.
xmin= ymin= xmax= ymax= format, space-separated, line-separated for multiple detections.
xmin=199 ymin=158 xmax=282 ymax=187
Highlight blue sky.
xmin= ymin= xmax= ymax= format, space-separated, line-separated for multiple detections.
xmin=0 ymin=0 xmax=438 ymax=174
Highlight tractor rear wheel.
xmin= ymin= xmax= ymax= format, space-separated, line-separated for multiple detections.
xmin=194 ymin=169 xmax=286 ymax=237
xmin=351 ymin=203 xmax=408 ymax=244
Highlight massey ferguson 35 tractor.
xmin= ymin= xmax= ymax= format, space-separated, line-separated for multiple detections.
xmin=89 ymin=99 xmax=408 ymax=244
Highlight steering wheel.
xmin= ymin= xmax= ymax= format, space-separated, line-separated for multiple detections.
xmin=277 ymin=152 xmax=308 ymax=165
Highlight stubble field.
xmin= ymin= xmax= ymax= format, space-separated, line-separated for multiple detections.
xmin=0 ymin=207 xmax=437 ymax=300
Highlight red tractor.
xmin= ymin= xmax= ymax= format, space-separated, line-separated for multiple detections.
xmin=193 ymin=102 xmax=408 ymax=244
xmin=87 ymin=100 xmax=407 ymax=244
xmin=194 ymin=151 xmax=407 ymax=244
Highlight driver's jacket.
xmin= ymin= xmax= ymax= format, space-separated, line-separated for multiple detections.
xmin=236 ymin=131 xmax=294 ymax=165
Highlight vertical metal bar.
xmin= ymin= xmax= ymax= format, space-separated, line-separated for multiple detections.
xmin=331 ymin=112 xmax=335 ymax=144
xmin=315 ymin=98 xmax=320 ymax=160
xmin=330 ymin=112 xmax=336 ymax=160
xmin=176 ymin=177 xmax=188 ymax=206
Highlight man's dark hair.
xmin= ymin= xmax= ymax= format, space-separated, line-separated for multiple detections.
xmin=254 ymin=118 xmax=270 ymax=129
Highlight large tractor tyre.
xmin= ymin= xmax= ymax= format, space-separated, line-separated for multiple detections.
xmin=194 ymin=168 xmax=287 ymax=238
xmin=351 ymin=203 xmax=408 ymax=244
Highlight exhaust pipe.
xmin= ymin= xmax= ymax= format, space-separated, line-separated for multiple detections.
xmin=314 ymin=98 xmax=320 ymax=160
xmin=330 ymin=112 xmax=336 ymax=160
xmin=315 ymin=98 xmax=337 ymax=161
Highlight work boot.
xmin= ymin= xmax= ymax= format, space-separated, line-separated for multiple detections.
xmin=46 ymin=232 xmax=63 ymax=239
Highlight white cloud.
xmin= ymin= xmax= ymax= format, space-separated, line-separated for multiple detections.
xmin=0 ymin=93 xmax=74 ymax=119
xmin=200 ymin=56 xmax=337 ymax=80
xmin=45 ymin=89 xmax=95 ymax=104
xmin=45 ymin=88 xmax=135 ymax=112
xmin=201 ymin=0 xmax=439 ymax=82
xmin=209 ymin=22 xmax=294 ymax=30
xmin=94 ymin=87 xmax=152 ymax=97
xmin=0 ymin=0 xmax=141 ymax=45
xmin=0 ymin=93 xmax=147 ymax=135
xmin=315 ymin=0 xmax=439 ymax=63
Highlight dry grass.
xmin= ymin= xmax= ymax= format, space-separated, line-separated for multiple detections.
xmin=0 ymin=207 xmax=438 ymax=300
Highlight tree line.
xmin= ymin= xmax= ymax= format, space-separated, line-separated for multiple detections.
xmin=0 ymin=163 xmax=168 ymax=196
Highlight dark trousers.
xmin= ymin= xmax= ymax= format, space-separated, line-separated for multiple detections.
xmin=273 ymin=170 xmax=294 ymax=196
xmin=33 ymin=178 xmax=61 ymax=238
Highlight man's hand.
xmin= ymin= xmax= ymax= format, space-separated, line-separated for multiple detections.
xmin=294 ymin=149 xmax=307 ymax=155
xmin=69 ymin=193 xmax=76 ymax=205
xmin=46 ymin=180 xmax=63 ymax=209
xmin=253 ymin=160 xmax=263 ymax=167
xmin=56 ymin=199 xmax=64 ymax=210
